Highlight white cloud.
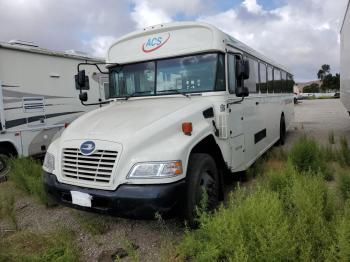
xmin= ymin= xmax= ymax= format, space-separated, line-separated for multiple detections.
xmin=131 ymin=1 xmax=172 ymax=29
xmin=242 ymin=0 xmax=263 ymax=14
xmin=85 ymin=36 xmax=117 ymax=58
xmin=199 ymin=0 xmax=348 ymax=81
xmin=0 ymin=0 xmax=347 ymax=81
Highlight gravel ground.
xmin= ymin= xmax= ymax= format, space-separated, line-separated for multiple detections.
xmin=1 ymin=98 xmax=350 ymax=262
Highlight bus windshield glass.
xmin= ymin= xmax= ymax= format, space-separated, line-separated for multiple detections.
xmin=109 ymin=53 xmax=225 ymax=98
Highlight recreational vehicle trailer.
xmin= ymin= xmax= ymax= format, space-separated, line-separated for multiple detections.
xmin=0 ymin=41 xmax=108 ymax=177
xmin=341 ymin=0 xmax=350 ymax=114
xmin=43 ymin=22 xmax=294 ymax=223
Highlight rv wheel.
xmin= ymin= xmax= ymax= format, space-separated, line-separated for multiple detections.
xmin=183 ymin=153 xmax=219 ymax=227
xmin=0 ymin=153 xmax=9 ymax=182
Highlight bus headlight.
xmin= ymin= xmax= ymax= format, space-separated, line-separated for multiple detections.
xmin=43 ymin=152 xmax=55 ymax=173
xmin=127 ymin=161 xmax=183 ymax=179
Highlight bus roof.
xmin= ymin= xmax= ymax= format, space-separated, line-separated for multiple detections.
xmin=108 ymin=21 xmax=291 ymax=74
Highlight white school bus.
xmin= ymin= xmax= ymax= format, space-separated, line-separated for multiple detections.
xmin=43 ymin=22 xmax=294 ymax=223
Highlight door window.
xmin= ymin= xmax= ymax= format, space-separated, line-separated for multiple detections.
xmin=228 ymin=54 xmax=236 ymax=94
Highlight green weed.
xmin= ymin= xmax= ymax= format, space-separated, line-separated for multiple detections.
xmin=7 ymin=157 xmax=49 ymax=206
xmin=0 ymin=229 xmax=80 ymax=262
xmin=0 ymin=185 xmax=17 ymax=230
xmin=73 ymin=211 xmax=112 ymax=236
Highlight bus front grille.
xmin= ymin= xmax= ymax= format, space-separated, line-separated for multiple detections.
xmin=62 ymin=148 xmax=117 ymax=184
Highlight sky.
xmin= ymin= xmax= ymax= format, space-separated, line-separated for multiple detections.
xmin=0 ymin=0 xmax=348 ymax=82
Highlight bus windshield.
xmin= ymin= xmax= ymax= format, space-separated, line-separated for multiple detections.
xmin=109 ymin=53 xmax=225 ymax=98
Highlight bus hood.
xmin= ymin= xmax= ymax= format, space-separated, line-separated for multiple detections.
xmin=61 ymin=97 xmax=210 ymax=143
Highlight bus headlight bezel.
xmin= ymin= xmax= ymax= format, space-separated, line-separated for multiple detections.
xmin=43 ymin=152 xmax=55 ymax=173
xmin=127 ymin=161 xmax=183 ymax=179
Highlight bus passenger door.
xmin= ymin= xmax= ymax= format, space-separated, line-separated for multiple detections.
xmin=227 ymin=102 xmax=245 ymax=171
xmin=227 ymin=54 xmax=245 ymax=171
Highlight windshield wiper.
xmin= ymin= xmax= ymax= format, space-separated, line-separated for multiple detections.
xmin=124 ymin=91 xmax=153 ymax=100
xmin=157 ymin=89 xmax=190 ymax=98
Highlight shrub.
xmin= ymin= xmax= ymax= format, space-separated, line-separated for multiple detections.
xmin=287 ymin=174 xmax=334 ymax=261
xmin=326 ymin=202 xmax=350 ymax=261
xmin=7 ymin=157 xmax=49 ymax=206
xmin=178 ymin=188 xmax=295 ymax=261
xmin=0 ymin=186 xmax=17 ymax=230
xmin=328 ymin=130 xmax=335 ymax=145
xmin=289 ymin=137 xmax=331 ymax=179
xmin=338 ymin=137 xmax=350 ymax=166
xmin=0 ymin=229 xmax=80 ymax=262
xmin=338 ymin=172 xmax=350 ymax=201
xmin=178 ymin=163 xmax=340 ymax=262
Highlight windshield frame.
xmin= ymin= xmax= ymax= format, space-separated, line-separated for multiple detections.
xmin=108 ymin=51 xmax=226 ymax=99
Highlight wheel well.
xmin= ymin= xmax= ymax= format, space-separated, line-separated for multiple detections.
xmin=0 ymin=141 xmax=18 ymax=156
xmin=190 ymin=135 xmax=227 ymax=200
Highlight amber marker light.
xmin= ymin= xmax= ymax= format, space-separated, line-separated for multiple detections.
xmin=182 ymin=122 xmax=193 ymax=136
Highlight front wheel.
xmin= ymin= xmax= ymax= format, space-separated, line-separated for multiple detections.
xmin=183 ymin=153 xmax=219 ymax=227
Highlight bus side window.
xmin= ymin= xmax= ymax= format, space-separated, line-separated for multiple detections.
xmin=267 ymin=66 xmax=273 ymax=93
xmin=281 ymin=71 xmax=287 ymax=93
xmin=228 ymin=54 xmax=236 ymax=94
xmin=287 ymin=74 xmax=294 ymax=93
xmin=254 ymin=60 xmax=259 ymax=93
xmin=274 ymin=68 xmax=281 ymax=93
xmin=244 ymin=57 xmax=258 ymax=93
xmin=259 ymin=63 xmax=267 ymax=93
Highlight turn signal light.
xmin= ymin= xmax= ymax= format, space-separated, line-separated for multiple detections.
xmin=182 ymin=122 xmax=193 ymax=136
xmin=64 ymin=122 xmax=69 ymax=128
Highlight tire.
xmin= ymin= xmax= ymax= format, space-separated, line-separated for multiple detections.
xmin=0 ymin=151 xmax=10 ymax=182
xmin=183 ymin=153 xmax=219 ymax=227
xmin=279 ymin=115 xmax=286 ymax=146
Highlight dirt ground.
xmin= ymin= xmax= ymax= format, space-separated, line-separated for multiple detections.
xmin=1 ymin=98 xmax=350 ymax=262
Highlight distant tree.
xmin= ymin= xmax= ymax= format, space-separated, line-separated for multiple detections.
xmin=317 ymin=64 xmax=330 ymax=81
xmin=316 ymin=64 xmax=340 ymax=91
xmin=303 ymin=83 xmax=320 ymax=93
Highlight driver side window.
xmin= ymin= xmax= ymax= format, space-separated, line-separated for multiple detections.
xmin=228 ymin=54 xmax=236 ymax=94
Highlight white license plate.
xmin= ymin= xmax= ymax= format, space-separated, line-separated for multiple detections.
xmin=70 ymin=191 xmax=92 ymax=207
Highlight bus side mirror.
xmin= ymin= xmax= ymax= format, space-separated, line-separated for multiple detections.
xmin=77 ymin=70 xmax=86 ymax=87
xmin=79 ymin=92 xmax=88 ymax=102
xmin=236 ymin=60 xmax=250 ymax=80
xmin=236 ymin=86 xmax=249 ymax=97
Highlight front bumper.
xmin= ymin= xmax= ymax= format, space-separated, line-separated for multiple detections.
xmin=43 ymin=172 xmax=186 ymax=218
